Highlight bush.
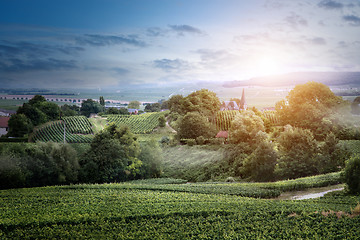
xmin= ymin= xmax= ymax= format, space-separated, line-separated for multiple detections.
xmin=343 ymin=154 xmax=360 ymax=194
xmin=187 ymin=139 xmax=196 ymax=146
xmin=196 ymin=136 xmax=205 ymax=145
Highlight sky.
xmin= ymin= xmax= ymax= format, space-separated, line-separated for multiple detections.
xmin=0 ymin=0 xmax=360 ymax=90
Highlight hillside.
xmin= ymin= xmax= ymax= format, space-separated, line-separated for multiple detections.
xmin=1 ymin=176 xmax=359 ymax=239
xmin=223 ymin=72 xmax=360 ymax=88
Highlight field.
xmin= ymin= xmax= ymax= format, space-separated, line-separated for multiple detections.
xmin=1 ymin=176 xmax=359 ymax=239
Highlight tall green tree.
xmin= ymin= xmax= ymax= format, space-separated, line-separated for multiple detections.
xmin=80 ymin=124 xmax=141 ymax=183
xmin=275 ymin=82 xmax=344 ymax=137
xmin=7 ymin=114 xmax=33 ymax=137
xmin=99 ymin=96 xmax=105 ymax=106
xmin=128 ymin=100 xmax=141 ymax=109
xmin=275 ymin=126 xmax=319 ymax=179
xmin=177 ymin=112 xmax=217 ymax=139
xmin=80 ymin=99 xmax=104 ymax=117
xmin=229 ymin=110 xmax=265 ymax=145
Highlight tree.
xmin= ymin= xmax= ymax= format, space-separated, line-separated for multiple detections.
xmin=177 ymin=112 xmax=217 ymax=139
xmin=138 ymin=139 xmax=162 ymax=178
xmin=351 ymin=96 xmax=360 ymax=115
xmin=317 ymin=132 xmax=350 ymax=173
xmin=158 ymin=115 xmax=166 ymax=127
xmin=229 ymin=110 xmax=265 ymax=144
xmin=106 ymin=107 xmax=119 ymax=114
xmin=240 ymin=133 xmax=278 ymax=181
xmin=36 ymin=101 xmax=60 ymax=121
xmin=80 ymin=124 xmax=141 ymax=183
xmin=61 ymin=104 xmax=80 ymax=116
xmin=80 ymin=99 xmax=104 ymax=117
xmin=99 ymin=96 xmax=105 ymax=107
xmin=275 ymin=82 xmax=344 ymax=137
xmin=168 ymin=94 xmax=184 ymax=114
xmin=274 ymin=126 xmax=319 ymax=179
xmin=28 ymin=95 xmax=46 ymax=105
xmin=7 ymin=114 xmax=33 ymax=137
xmin=128 ymin=100 xmax=141 ymax=109
xmin=343 ymin=154 xmax=360 ymax=194
xmin=145 ymin=103 xmax=161 ymax=112
xmin=17 ymin=103 xmax=47 ymax=126
xmin=181 ymin=89 xmax=220 ymax=119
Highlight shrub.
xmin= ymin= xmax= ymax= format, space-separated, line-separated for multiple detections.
xmin=343 ymin=154 xmax=360 ymax=194
xmin=187 ymin=139 xmax=196 ymax=146
xmin=196 ymin=136 xmax=205 ymax=145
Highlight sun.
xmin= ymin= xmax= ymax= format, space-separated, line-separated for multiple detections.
xmin=255 ymin=56 xmax=282 ymax=77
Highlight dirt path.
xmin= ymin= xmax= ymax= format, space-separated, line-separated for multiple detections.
xmin=274 ymin=184 xmax=345 ymax=200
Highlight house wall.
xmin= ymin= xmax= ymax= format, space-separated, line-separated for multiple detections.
xmin=0 ymin=127 xmax=7 ymax=136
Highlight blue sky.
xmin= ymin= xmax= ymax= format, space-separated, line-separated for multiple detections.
xmin=1 ymin=0 xmax=360 ymax=89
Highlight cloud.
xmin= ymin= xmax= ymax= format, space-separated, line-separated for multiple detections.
xmin=284 ymin=12 xmax=308 ymax=30
xmin=146 ymin=27 xmax=168 ymax=37
xmin=0 ymin=58 xmax=78 ymax=73
xmin=111 ymin=67 xmax=130 ymax=75
xmin=195 ymin=49 xmax=230 ymax=62
xmin=168 ymin=25 xmax=206 ymax=36
xmin=153 ymin=59 xmax=190 ymax=72
xmin=343 ymin=15 xmax=360 ymax=26
xmin=318 ymin=0 xmax=344 ymax=10
xmin=0 ymin=41 xmax=85 ymax=59
xmin=308 ymin=37 xmax=327 ymax=45
xmin=76 ymin=34 xmax=147 ymax=47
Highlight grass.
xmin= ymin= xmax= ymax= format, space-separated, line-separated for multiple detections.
xmin=1 ymin=177 xmax=359 ymax=239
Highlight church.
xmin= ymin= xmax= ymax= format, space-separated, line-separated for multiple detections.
xmin=220 ymin=88 xmax=247 ymax=111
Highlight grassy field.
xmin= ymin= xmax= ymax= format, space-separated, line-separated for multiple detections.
xmin=1 ymin=176 xmax=359 ymax=239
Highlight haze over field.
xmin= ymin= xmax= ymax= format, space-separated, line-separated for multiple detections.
xmin=1 ymin=0 xmax=360 ymax=90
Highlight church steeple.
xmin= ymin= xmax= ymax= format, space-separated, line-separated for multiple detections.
xmin=240 ymin=88 xmax=247 ymax=110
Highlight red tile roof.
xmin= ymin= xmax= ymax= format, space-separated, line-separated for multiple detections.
xmin=216 ymin=131 xmax=228 ymax=138
xmin=0 ymin=117 xmax=10 ymax=128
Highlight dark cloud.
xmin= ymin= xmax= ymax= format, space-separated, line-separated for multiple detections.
xmin=112 ymin=67 xmax=130 ymax=75
xmin=168 ymin=25 xmax=205 ymax=36
xmin=0 ymin=41 xmax=85 ymax=59
xmin=284 ymin=12 xmax=308 ymax=30
xmin=318 ymin=0 xmax=344 ymax=10
xmin=343 ymin=15 xmax=360 ymax=26
xmin=0 ymin=58 xmax=77 ymax=73
xmin=153 ymin=59 xmax=190 ymax=72
xmin=195 ymin=49 xmax=230 ymax=62
xmin=308 ymin=37 xmax=327 ymax=45
xmin=146 ymin=27 xmax=167 ymax=37
xmin=76 ymin=34 xmax=146 ymax=47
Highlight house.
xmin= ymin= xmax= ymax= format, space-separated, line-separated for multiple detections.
xmin=128 ymin=109 xmax=138 ymax=115
xmin=0 ymin=117 xmax=10 ymax=136
xmin=220 ymin=101 xmax=239 ymax=111
xmin=0 ymin=109 xmax=16 ymax=116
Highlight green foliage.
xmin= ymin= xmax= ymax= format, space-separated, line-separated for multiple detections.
xmin=317 ymin=132 xmax=351 ymax=173
xmin=241 ymin=137 xmax=278 ymax=182
xmin=275 ymin=82 xmax=344 ymax=138
xmin=99 ymin=96 xmax=105 ymax=106
xmin=275 ymin=126 xmax=319 ymax=179
xmin=229 ymin=110 xmax=265 ymax=144
xmin=80 ymin=124 xmax=141 ymax=183
xmin=128 ymin=100 xmax=141 ymax=109
xmin=158 ymin=115 xmax=166 ymax=127
xmin=178 ymin=112 xmax=217 ymax=139
xmin=0 ymin=142 xmax=79 ymax=189
xmin=60 ymin=104 xmax=80 ymax=116
xmin=145 ymin=102 xmax=161 ymax=112
xmin=138 ymin=139 xmax=163 ymax=178
xmin=106 ymin=112 xmax=167 ymax=134
xmin=7 ymin=113 xmax=33 ymax=137
xmin=80 ymin=99 xmax=104 ymax=117
xmin=343 ymin=154 xmax=360 ymax=194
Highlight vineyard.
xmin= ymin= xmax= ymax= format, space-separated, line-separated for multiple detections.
xmin=31 ymin=116 xmax=94 ymax=143
xmin=1 ymin=176 xmax=359 ymax=239
xmin=216 ymin=110 xmax=280 ymax=131
xmin=106 ymin=111 xmax=167 ymax=134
